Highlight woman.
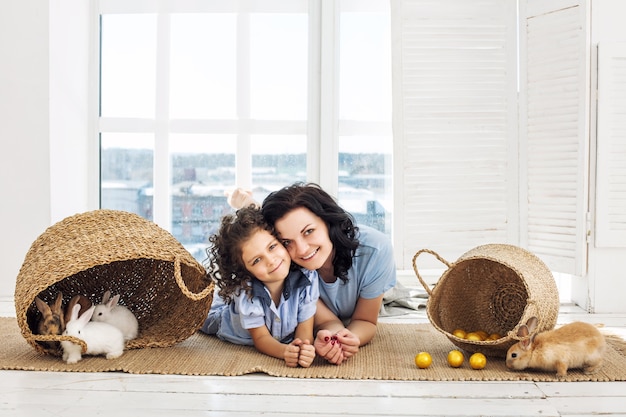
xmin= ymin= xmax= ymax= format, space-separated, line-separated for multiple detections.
xmin=229 ymin=183 xmax=397 ymax=364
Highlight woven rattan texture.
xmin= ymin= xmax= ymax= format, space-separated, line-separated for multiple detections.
xmin=414 ymin=244 xmax=560 ymax=358
xmin=14 ymin=209 xmax=214 ymax=356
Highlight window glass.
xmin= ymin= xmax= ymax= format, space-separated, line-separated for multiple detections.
xmin=100 ymin=133 xmax=155 ymax=220
xmin=100 ymin=15 xmax=157 ymax=118
xmin=339 ymin=8 xmax=393 ymax=234
xmin=339 ymin=135 xmax=393 ymax=234
xmin=339 ymin=11 xmax=392 ymax=121
xmin=169 ymin=134 xmax=236 ymax=260
xmin=99 ymin=2 xmax=393 ymax=263
xmin=250 ymin=135 xmax=307 ymax=202
xmin=249 ymin=14 xmax=308 ymax=120
xmin=170 ymin=14 xmax=238 ymax=119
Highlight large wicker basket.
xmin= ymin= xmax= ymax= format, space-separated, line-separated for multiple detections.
xmin=413 ymin=243 xmax=559 ymax=358
xmin=15 ymin=209 xmax=214 ymax=356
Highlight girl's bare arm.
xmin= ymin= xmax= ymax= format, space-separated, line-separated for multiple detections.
xmin=248 ymin=326 xmax=301 ymax=367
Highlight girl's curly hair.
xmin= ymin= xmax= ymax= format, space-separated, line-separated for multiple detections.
xmin=261 ymin=182 xmax=359 ymax=283
xmin=205 ymin=205 xmax=272 ymax=303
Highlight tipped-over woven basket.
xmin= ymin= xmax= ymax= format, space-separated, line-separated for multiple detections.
xmin=15 ymin=209 xmax=214 ymax=356
xmin=413 ymin=243 xmax=559 ymax=358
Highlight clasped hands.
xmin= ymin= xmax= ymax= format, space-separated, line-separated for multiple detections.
xmin=313 ymin=328 xmax=360 ymax=365
xmin=284 ymin=330 xmax=360 ymax=367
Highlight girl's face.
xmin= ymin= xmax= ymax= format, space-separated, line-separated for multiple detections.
xmin=240 ymin=228 xmax=291 ymax=284
xmin=274 ymin=207 xmax=333 ymax=272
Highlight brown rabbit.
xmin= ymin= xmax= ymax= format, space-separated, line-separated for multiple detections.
xmin=34 ymin=292 xmax=65 ymax=350
xmin=64 ymin=294 xmax=92 ymax=325
xmin=505 ymin=316 xmax=606 ymax=378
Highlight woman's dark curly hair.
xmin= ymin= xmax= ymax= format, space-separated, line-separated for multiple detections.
xmin=205 ymin=205 xmax=272 ymax=303
xmin=261 ymin=182 xmax=359 ymax=283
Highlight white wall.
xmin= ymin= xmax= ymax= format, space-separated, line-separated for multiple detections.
xmin=49 ymin=1 xmax=93 ymax=223
xmin=0 ymin=1 xmax=51 ymax=301
xmin=0 ymin=0 xmax=90 ymax=302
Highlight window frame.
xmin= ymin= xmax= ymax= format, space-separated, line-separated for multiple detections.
xmin=96 ymin=0 xmax=394 ymax=249
xmin=98 ymin=1 xmax=310 ymax=229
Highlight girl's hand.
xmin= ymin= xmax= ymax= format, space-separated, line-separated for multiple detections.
xmin=314 ymin=330 xmax=345 ymax=365
xmin=226 ymin=188 xmax=258 ymax=209
xmin=284 ymin=341 xmax=302 ymax=368
xmin=334 ymin=328 xmax=360 ymax=360
xmin=296 ymin=340 xmax=316 ymax=368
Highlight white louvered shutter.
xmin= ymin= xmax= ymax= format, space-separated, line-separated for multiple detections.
xmin=596 ymin=42 xmax=626 ymax=247
xmin=391 ymin=0 xmax=519 ymax=269
xmin=519 ymin=0 xmax=590 ymax=275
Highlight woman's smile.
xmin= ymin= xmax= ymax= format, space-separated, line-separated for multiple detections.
xmin=301 ymin=247 xmax=319 ymax=261
xmin=275 ymin=207 xmax=333 ymax=273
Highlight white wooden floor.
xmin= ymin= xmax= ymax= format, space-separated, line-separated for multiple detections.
xmin=1 ymin=298 xmax=625 ymax=417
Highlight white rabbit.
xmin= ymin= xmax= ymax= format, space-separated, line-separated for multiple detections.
xmin=61 ymin=304 xmax=125 ymax=364
xmin=91 ymin=290 xmax=139 ymax=341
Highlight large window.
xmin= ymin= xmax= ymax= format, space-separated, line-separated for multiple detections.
xmin=98 ymin=1 xmax=393 ymax=262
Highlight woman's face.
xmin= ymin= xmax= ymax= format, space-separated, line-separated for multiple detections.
xmin=274 ymin=207 xmax=333 ymax=271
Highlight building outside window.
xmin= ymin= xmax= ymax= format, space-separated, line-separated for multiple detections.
xmin=98 ymin=1 xmax=393 ymax=263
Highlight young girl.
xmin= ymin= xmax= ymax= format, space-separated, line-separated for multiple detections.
xmin=200 ymin=205 xmax=319 ymax=368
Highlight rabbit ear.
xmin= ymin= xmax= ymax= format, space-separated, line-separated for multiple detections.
xmin=108 ymin=294 xmax=121 ymax=308
xmin=520 ymin=336 xmax=533 ymax=350
xmin=517 ymin=324 xmax=529 ymax=338
xmin=102 ymin=290 xmax=111 ymax=304
xmin=77 ymin=306 xmax=96 ymax=325
xmin=517 ymin=318 xmax=534 ymax=350
xmin=35 ymin=297 xmax=51 ymax=316
xmin=526 ymin=316 xmax=538 ymax=332
xmin=69 ymin=303 xmax=81 ymax=322
xmin=52 ymin=292 xmax=64 ymax=315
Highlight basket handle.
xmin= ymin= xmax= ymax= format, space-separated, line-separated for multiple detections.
xmin=29 ymin=334 xmax=89 ymax=353
xmin=412 ymin=248 xmax=452 ymax=296
xmin=173 ymin=257 xmax=214 ymax=301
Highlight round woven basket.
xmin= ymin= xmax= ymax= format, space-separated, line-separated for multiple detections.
xmin=14 ymin=209 xmax=214 ymax=356
xmin=413 ymin=243 xmax=559 ymax=358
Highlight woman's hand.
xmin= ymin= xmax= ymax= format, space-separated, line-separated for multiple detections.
xmin=314 ymin=329 xmax=345 ymax=365
xmin=333 ymin=328 xmax=360 ymax=360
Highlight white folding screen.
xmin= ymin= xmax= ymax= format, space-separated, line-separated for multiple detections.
xmin=596 ymin=42 xmax=626 ymax=247
xmin=391 ymin=0 xmax=519 ymax=269
xmin=392 ymin=0 xmax=590 ymax=275
xmin=519 ymin=0 xmax=590 ymax=276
